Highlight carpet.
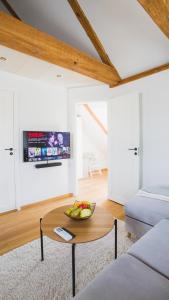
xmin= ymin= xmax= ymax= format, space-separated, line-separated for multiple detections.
xmin=0 ymin=220 xmax=133 ymax=300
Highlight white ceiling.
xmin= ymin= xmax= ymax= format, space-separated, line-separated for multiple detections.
xmin=0 ymin=45 xmax=100 ymax=87
xmin=0 ymin=0 xmax=168 ymax=81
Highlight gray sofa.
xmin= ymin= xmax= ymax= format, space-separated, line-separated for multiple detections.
xmin=125 ymin=186 xmax=169 ymax=238
xmin=125 ymin=195 xmax=169 ymax=238
xmin=75 ymin=219 xmax=169 ymax=300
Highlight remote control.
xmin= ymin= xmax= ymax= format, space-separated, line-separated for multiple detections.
xmin=53 ymin=227 xmax=75 ymax=241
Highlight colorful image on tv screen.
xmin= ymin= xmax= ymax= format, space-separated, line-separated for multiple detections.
xmin=23 ymin=131 xmax=70 ymax=162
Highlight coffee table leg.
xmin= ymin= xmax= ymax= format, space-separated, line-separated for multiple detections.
xmin=114 ymin=219 xmax=117 ymax=259
xmin=40 ymin=218 xmax=44 ymax=261
xmin=72 ymin=243 xmax=76 ymax=297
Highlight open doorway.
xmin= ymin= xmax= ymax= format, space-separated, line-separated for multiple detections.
xmin=75 ymin=102 xmax=108 ymax=204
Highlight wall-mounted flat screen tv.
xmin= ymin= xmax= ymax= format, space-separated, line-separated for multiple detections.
xmin=23 ymin=131 xmax=70 ymax=162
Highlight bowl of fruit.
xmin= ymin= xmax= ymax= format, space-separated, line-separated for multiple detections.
xmin=65 ymin=201 xmax=96 ymax=220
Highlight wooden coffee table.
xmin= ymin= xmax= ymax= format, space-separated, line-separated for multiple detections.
xmin=40 ymin=205 xmax=117 ymax=297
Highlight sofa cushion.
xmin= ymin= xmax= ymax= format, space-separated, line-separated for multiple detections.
xmin=128 ymin=219 xmax=169 ymax=279
xmin=125 ymin=196 xmax=169 ymax=226
xmin=125 ymin=215 xmax=152 ymax=238
xmin=143 ymin=186 xmax=169 ymax=198
xmin=74 ymin=254 xmax=169 ymax=300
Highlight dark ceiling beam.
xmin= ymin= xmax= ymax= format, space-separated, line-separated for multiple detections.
xmin=67 ymin=0 xmax=121 ymax=81
xmin=0 ymin=0 xmax=21 ymax=20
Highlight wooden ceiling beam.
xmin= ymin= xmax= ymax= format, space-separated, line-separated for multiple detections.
xmin=138 ymin=0 xmax=169 ymax=38
xmin=113 ymin=63 xmax=169 ymax=87
xmin=0 ymin=12 xmax=120 ymax=86
xmin=67 ymin=0 xmax=121 ymax=81
xmin=0 ymin=0 xmax=21 ymax=20
xmin=0 ymin=12 xmax=167 ymax=88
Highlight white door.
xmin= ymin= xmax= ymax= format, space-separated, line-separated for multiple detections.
xmin=0 ymin=91 xmax=16 ymax=212
xmin=108 ymin=93 xmax=141 ymax=204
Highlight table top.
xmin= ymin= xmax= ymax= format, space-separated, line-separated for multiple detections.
xmin=41 ymin=204 xmax=114 ymax=244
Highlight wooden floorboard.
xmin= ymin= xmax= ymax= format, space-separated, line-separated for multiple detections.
xmin=0 ymin=172 xmax=124 ymax=255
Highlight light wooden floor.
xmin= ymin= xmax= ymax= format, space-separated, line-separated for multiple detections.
xmin=0 ymin=172 xmax=124 ymax=255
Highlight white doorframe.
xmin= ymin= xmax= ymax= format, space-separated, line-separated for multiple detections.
xmin=68 ymin=90 xmax=142 ymax=200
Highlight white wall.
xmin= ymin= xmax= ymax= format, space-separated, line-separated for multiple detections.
xmin=68 ymin=70 xmax=169 ymax=197
xmin=0 ymin=70 xmax=70 ymax=207
xmin=1 ymin=68 xmax=168 ymax=205
xmin=88 ymin=102 xmax=107 ymax=130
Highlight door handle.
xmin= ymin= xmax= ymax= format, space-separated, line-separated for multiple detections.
xmin=128 ymin=147 xmax=137 ymax=151
xmin=5 ymin=148 xmax=13 ymax=151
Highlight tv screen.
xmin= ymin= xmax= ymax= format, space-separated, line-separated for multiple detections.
xmin=23 ymin=131 xmax=70 ymax=162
